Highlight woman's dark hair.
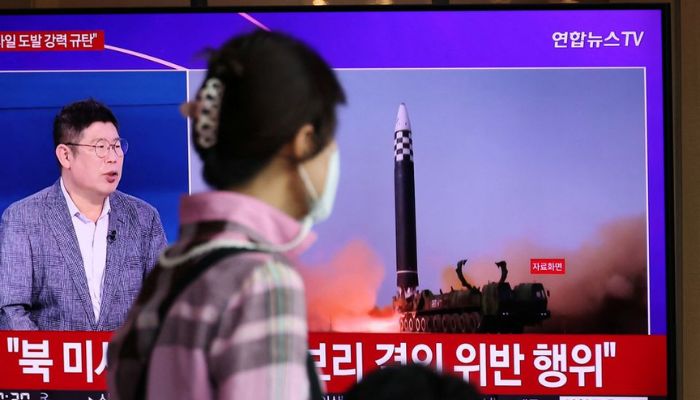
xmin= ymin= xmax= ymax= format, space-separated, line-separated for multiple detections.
xmin=193 ymin=30 xmax=346 ymax=190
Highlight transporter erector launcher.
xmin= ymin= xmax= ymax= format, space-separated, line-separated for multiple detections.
xmin=391 ymin=103 xmax=551 ymax=333
xmin=394 ymin=103 xmax=419 ymax=299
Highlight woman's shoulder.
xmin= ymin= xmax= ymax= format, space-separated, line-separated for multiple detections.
xmin=184 ymin=249 xmax=304 ymax=303
xmin=217 ymin=250 xmax=304 ymax=292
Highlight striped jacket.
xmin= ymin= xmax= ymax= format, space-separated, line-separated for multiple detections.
xmin=0 ymin=180 xmax=167 ymax=331
xmin=108 ymin=191 xmax=319 ymax=400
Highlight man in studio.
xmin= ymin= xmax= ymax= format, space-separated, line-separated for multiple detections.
xmin=0 ymin=99 xmax=167 ymax=330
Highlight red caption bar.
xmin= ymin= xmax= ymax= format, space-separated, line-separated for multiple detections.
xmin=0 ymin=31 xmax=104 ymax=51
xmin=0 ymin=331 xmax=666 ymax=396
xmin=531 ymin=258 xmax=566 ymax=274
xmin=309 ymin=332 xmax=666 ymax=395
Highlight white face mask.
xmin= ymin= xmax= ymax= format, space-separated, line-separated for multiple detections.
xmin=298 ymin=148 xmax=340 ymax=226
xmin=260 ymin=148 xmax=339 ymax=254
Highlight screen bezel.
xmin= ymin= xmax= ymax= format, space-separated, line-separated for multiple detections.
xmin=0 ymin=4 xmax=676 ymax=398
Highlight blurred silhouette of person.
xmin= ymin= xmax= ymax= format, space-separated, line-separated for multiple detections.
xmin=344 ymin=364 xmax=482 ymax=400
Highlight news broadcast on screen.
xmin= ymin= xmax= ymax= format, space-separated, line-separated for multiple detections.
xmin=0 ymin=5 xmax=673 ymax=400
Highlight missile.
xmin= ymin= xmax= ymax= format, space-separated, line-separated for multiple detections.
xmin=394 ymin=103 xmax=419 ymax=298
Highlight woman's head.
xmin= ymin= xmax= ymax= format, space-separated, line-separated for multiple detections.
xmin=190 ymin=30 xmax=346 ymax=193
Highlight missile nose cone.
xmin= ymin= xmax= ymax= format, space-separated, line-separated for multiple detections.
xmin=395 ymin=103 xmax=411 ymax=132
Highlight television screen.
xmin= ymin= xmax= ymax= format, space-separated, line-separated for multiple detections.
xmin=0 ymin=6 xmax=672 ymax=399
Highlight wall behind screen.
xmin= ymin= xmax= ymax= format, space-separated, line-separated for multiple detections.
xmin=680 ymin=1 xmax=700 ymax=400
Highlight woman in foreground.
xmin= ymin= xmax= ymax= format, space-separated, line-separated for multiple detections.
xmin=107 ymin=30 xmax=346 ymax=400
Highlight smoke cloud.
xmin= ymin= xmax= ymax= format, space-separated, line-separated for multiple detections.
xmin=300 ymin=215 xmax=647 ymax=334
xmin=441 ymin=215 xmax=648 ymax=333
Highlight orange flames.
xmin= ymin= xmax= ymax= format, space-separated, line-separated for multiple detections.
xmin=298 ymin=239 xmax=399 ymax=332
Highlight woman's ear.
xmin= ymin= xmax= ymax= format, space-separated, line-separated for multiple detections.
xmin=291 ymin=123 xmax=315 ymax=160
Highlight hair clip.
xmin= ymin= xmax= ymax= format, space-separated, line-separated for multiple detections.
xmin=195 ymin=77 xmax=225 ymax=149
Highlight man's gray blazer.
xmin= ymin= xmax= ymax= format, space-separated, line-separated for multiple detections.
xmin=0 ymin=180 xmax=167 ymax=331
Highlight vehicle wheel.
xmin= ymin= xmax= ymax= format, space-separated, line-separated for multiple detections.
xmin=468 ymin=313 xmax=481 ymax=333
xmin=458 ymin=314 xmax=469 ymax=333
xmin=449 ymin=314 xmax=459 ymax=333
xmin=438 ymin=315 xmax=448 ymax=332
xmin=428 ymin=316 xmax=438 ymax=332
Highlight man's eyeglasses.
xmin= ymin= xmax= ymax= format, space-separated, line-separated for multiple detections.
xmin=64 ymin=138 xmax=129 ymax=158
